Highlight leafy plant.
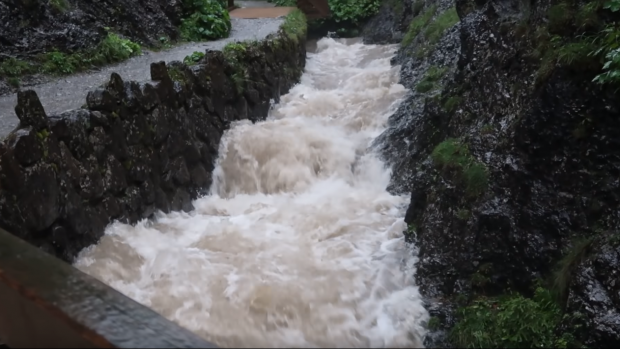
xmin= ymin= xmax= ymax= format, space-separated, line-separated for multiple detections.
xmin=328 ymin=0 xmax=381 ymax=24
xmin=183 ymin=51 xmax=206 ymax=65
xmin=180 ymin=0 xmax=231 ymax=41
xmin=592 ymin=26 xmax=620 ymax=85
xmin=450 ymin=288 xmax=576 ymax=348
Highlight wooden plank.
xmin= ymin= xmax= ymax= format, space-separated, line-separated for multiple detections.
xmin=0 ymin=228 xmax=218 ymax=349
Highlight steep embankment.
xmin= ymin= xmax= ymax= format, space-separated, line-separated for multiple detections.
xmin=0 ymin=10 xmax=307 ymax=263
xmin=0 ymin=0 xmax=232 ymax=93
xmin=363 ymin=0 xmax=620 ymax=347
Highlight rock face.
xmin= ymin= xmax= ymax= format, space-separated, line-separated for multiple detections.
xmin=0 ymin=0 xmax=182 ymax=59
xmin=363 ymin=0 xmax=620 ymax=347
xmin=0 ymin=26 xmax=306 ymax=263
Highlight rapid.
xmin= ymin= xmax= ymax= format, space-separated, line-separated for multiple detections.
xmin=74 ymin=37 xmax=430 ymax=348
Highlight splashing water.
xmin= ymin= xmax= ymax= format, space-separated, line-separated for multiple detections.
xmin=74 ymin=38 xmax=429 ymax=348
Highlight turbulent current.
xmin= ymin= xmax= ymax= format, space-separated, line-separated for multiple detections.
xmin=74 ymin=38 xmax=429 ymax=348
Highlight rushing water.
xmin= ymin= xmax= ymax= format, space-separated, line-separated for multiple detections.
xmin=74 ymin=37 xmax=429 ymax=348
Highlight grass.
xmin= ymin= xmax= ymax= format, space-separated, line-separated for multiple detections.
xmin=402 ymin=4 xmax=438 ymax=46
xmin=450 ymin=287 xmax=577 ymax=348
xmin=424 ymin=7 xmax=459 ymax=44
xmin=431 ymin=138 xmax=489 ymax=197
xmin=281 ymin=8 xmax=307 ymax=41
xmin=415 ymin=65 xmax=447 ymax=93
xmin=0 ymin=32 xmax=141 ymax=79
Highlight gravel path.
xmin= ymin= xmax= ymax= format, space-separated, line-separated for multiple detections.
xmin=0 ymin=2 xmax=283 ymax=138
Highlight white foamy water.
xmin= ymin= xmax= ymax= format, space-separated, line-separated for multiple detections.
xmin=74 ymin=38 xmax=429 ymax=348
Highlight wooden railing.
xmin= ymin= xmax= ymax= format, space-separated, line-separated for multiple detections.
xmin=0 ymin=228 xmax=218 ymax=348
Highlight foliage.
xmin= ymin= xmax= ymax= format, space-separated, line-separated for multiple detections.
xmin=183 ymin=51 xmax=206 ymax=65
xmin=282 ymin=8 xmax=307 ymax=40
xmin=592 ymin=25 xmax=620 ymax=85
xmin=415 ymin=65 xmax=447 ymax=93
xmin=402 ymin=4 xmax=438 ymax=46
xmin=424 ymin=7 xmax=459 ymax=44
xmin=450 ymin=288 xmax=577 ymax=348
xmin=431 ymin=138 xmax=489 ymax=197
xmin=443 ymin=96 xmax=462 ymax=113
xmin=0 ymin=32 xmax=141 ymax=78
xmin=328 ymin=0 xmax=381 ymax=24
xmin=180 ymin=0 xmax=231 ymax=41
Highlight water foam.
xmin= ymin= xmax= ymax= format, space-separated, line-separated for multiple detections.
xmin=75 ymin=37 xmax=429 ymax=348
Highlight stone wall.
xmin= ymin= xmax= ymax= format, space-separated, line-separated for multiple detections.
xmin=0 ymin=21 xmax=307 ymax=263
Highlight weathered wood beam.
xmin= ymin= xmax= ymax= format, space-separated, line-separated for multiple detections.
xmin=0 ymin=228 xmax=218 ymax=348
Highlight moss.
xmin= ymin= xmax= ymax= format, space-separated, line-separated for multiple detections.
xmin=556 ymin=41 xmax=599 ymax=68
xmin=50 ymin=0 xmax=69 ymax=12
xmin=281 ymin=9 xmax=307 ymax=41
xmin=168 ymin=67 xmax=186 ymax=83
xmin=415 ymin=65 xmax=447 ymax=93
xmin=431 ymin=138 xmax=489 ymax=197
xmin=7 ymin=77 xmax=19 ymax=88
xmin=456 ymin=208 xmax=470 ymax=220
xmin=427 ymin=316 xmax=441 ymax=331
xmin=402 ymin=4 xmax=438 ymax=46
xmin=553 ymin=236 xmax=595 ymax=305
xmin=548 ymin=3 xmax=574 ymax=34
xmin=443 ymin=96 xmax=462 ymax=113
xmin=480 ymin=124 xmax=493 ymax=135
xmin=412 ymin=0 xmax=425 ymax=16
xmin=424 ymin=7 xmax=460 ymax=44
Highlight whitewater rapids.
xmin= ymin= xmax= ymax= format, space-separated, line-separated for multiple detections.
xmin=74 ymin=37 xmax=429 ymax=348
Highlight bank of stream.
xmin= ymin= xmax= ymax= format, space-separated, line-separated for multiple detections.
xmin=73 ymin=37 xmax=430 ymax=347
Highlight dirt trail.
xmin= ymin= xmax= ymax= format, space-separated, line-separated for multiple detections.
xmin=0 ymin=1 xmax=283 ymax=138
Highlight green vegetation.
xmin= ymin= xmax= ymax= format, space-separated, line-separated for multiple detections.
xmin=50 ymin=0 xmax=69 ymax=12
xmin=328 ymin=0 xmax=381 ymax=24
xmin=416 ymin=65 xmax=447 ymax=93
xmin=180 ymin=0 xmax=231 ymax=41
xmin=424 ymin=7 xmax=459 ymax=44
xmin=281 ymin=8 xmax=307 ymax=41
xmin=402 ymin=4 xmax=438 ymax=46
xmin=0 ymin=32 xmax=141 ymax=79
xmin=431 ymin=138 xmax=488 ymax=197
xmin=552 ymin=237 xmax=594 ymax=304
xmin=183 ymin=51 xmax=206 ymax=65
xmin=450 ymin=287 xmax=577 ymax=348
xmin=216 ymin=9 xmax=306 ymax=95
xmin=443 ymin=96 xmax=462 ymax=113
xmin=531 ymin=0 xmax=620 ymax=87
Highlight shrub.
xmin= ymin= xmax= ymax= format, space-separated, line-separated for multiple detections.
xmin=180 ymin=0 xmax=231 ymax=41
xmin=450 ymin=288 xmax=576 ymax=348
xmin=183 ymin=51 xmax=206 ymax=65
xmin=328 ymin=0 xmax=381 ymax=24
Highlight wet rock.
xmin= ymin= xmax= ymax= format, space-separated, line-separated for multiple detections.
xmin=15 ymin=90 xmax=49 ymax=131
xmin=0 ymin=25 xmax=307 ymax=265
xmin=363 ymin=0 xmax=620 ymax=347
xmin=0 ymin=0 xmax=182 ymax=61
xmin=565 ymin=233 xmax=620 ymax=348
